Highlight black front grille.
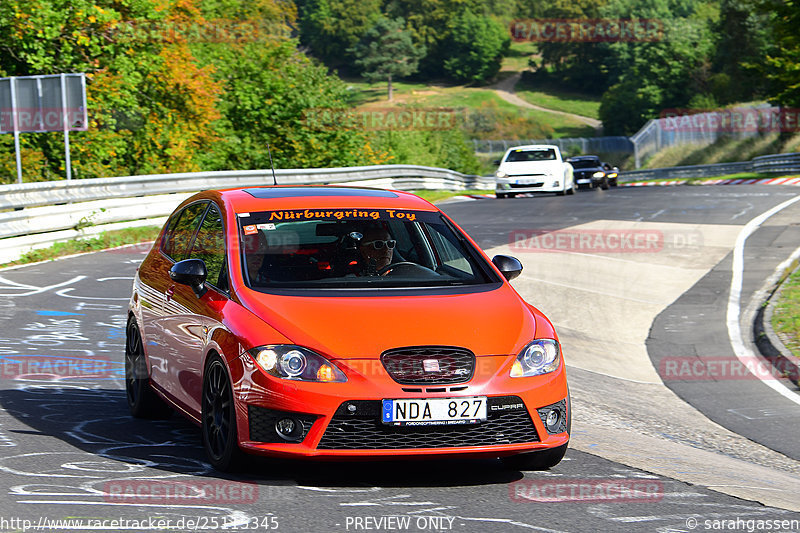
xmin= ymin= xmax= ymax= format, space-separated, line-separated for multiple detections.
xmin=381 ymin=346 xmax=475 ymax=385
xmin=317 ymin=396 xmax=539 ymax=450
xmin=510 ymin=183 xmax=544 ymax=189
xmin=248 ymin=405 xmax=317 ymax=443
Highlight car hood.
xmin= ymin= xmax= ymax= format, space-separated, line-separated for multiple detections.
xmin=236 ymin=285 xmax=535 ymax=359
xmin=500 ymin=160 xmax=563 ymax=176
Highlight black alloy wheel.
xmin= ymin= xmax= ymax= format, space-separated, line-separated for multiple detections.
xmin=125 ymin=319 xmax=171 ymax=419
xmin=202 ymin=355 xmax=242 ymax=471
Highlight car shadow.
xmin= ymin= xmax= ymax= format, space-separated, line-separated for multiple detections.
xmin=0 ymin=387 xmax=523 ymax=488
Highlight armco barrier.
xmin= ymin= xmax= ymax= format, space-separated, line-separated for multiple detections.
xmin=620 ymin=152 xmax=800 ymax=182
xmin=0 ymin=165 xmax=492 ymax=264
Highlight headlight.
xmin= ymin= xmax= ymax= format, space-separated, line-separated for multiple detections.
xmin=495 ymin=171 xmax=508 ymax=179
xmin=607 ymin=172 xmax=618 ymax=178
xmin=248 ymin=345 xmax=347 ymax=382
xmin=510 ymin=340 xmax=560 ymax=377
xmin=592 ymin=171 xmax=605 ymax=178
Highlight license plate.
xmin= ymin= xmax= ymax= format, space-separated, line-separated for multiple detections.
xmin=382 ymin=397 xmax=487 ymax=426
xmin=577 ymin=179 xmax=591 ymax=184
xmin=515 ymin=179 xmax=541 ymax=185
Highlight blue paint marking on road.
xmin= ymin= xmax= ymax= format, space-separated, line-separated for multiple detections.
xmin=36 ymin=310 xmax=85 ymax=316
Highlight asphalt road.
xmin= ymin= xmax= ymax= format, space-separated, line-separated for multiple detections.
xmin=0 ymin=186 xmax=799 ymax=533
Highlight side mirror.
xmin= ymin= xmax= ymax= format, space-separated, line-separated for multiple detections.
xmin=493 ymin=159 xmax=501 ymax=166
xmin=492 ymin=254 xmax=523 ymax=281
xmin=170 ymin=259 xmax=208 ymax=297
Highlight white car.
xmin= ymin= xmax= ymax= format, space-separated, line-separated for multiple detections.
xmin=494 ymin=145 xmax=576 ymax=198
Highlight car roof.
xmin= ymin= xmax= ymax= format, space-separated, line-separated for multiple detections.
xmin=567 ymin=155 xmax=601 ymax=160
xmin=199 ymin=185 xmax=440 ymax=213
xmin=506 ymin=144 xmax=558 ymax=151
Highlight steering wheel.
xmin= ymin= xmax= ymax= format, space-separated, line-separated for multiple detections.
xmin=377 ymin=262 xmax=422 ymax=275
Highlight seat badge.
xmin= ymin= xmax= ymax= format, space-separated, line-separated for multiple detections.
xmin=422 ymin=359 xmax=440 ymax=372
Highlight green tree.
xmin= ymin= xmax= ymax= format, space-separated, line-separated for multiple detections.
xmin=533 ymin=0 xmax=610 ymax=93
xmin=349 ymin=16 xmax=425 ymax=101
xmin=442 ymin=10 xmax=510 ymax=84
xmin=759 ymin=0 xmax=800 ymax=108
xmin=199 ymin=40 xmax=390 ymax=169
xmin=598 ymin=0 xmax=718 ymax=134
xmin=712 ymin=0 xmax=772 ymax=104
xmin=296 ymin=0 xmax=382 ymax=70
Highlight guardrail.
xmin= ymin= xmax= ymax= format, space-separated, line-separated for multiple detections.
xmin=620 ymin=152 xmax=800 ymax=182
xmin=3 ymin=152 xmax=799 ymax=265
xmin=0 ymin=165 xmax=493 ymax=264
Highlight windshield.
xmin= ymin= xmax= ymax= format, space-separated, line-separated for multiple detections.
xmin=505 ymin=149 xmax=557 ymax=162
xmin=239 ymin=209 xmax=497 ymax=289
xmin=570 ymin=159 xmax=601 ymax=169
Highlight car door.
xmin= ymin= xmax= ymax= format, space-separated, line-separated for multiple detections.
xmin=148 ymin=201 xmax=209 ymax=405
xmin=168 ymin=202 xmax=230 ymax=416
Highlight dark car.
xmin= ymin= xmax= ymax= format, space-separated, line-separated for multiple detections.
xmin=566 ymin=156 xmax=609 ymax=190
xmin=602 ymin=161 xmax=619 ymax=187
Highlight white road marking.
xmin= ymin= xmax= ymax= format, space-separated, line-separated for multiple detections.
xmin=0 ymin=275 xmax=85 ymax=297
xmin=727 ymin=193 xmax=800 ymax=406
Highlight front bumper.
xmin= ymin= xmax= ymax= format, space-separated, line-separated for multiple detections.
xmin=496 ymin=177 xmax=564 ymax=194
xmin=229 ymin=353 xmax=569 ymax=459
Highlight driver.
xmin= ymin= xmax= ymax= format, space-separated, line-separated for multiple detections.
xmin=358 ymin=224 xmax=395 ymax=275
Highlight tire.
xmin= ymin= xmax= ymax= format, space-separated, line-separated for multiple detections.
xmin=610 ymin=178 xmax=618 ymax=187
xmin=566 ymin=178 xmax=577 ymax=195
xmin=125 ymin=319 xmax=172 ymax=419
xmin=496 ymin=193 xmax=506 ymax=199
xmin=202 ymin=355 xmax=243 ymax=471
xmin=600 ymin=177 xmax=610 ymax=190
xmin=502 ymin=442 xmax=568 ymax=470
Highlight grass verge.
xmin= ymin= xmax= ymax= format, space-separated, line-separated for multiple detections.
xmin=412 ymin=189 xmax=493 ymax=202
xmin=0 ymin=226 xmax=162 ymax=269
xmin=514 ymin=78 xmax=601 ymax=120
xmin=342 ymin=79 xmax=595 ymax=139
xmin=771 ymin=265 xmax=800 ymax=360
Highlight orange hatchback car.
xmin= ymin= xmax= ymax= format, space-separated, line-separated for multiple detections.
xmin=126 ymin=186 xmax=570 ymax=471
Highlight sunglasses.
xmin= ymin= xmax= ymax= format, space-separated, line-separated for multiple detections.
xmin=362 ymin=239 xmax=396 ymax=250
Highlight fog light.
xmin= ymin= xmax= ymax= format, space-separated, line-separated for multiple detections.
xmin=275 ymin=417 xmax=299 ymax=440
xmin=545 ymin=409 xmax=560 ymax=431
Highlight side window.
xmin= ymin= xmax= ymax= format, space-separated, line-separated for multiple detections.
xmin=428 ymin=224 xmax=472 ymax=275
xmin=162 ymin=202 xmax=208 ymax=261
xmin=189 ymin=204 xmax=227 ymax=291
